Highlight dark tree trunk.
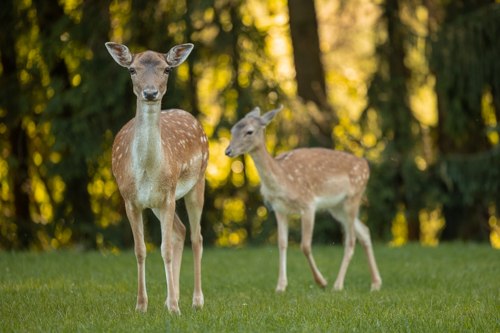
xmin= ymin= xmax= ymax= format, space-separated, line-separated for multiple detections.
xmin=0 ymin=0 xmax=35 ymax=249
xmin=429 ymin=0 xmax=497 ymax=241
xmin=9 ymin=125 xmax=34 ymax=248
xmin=184 ymin=1 xmax=201 ymax=118
xmin=287 ymin=0 xmax=327 ymax=107
xmin=287 ymin=0 xmax=334 ymax=146
xmin=385 ymin=0 xmax=420 ymax=240
xmin=229 ymin=0 xmax=254 ymax=242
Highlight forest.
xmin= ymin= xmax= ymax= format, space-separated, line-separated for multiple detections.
xmin=0 ymin=0 xmax=499 ymax=251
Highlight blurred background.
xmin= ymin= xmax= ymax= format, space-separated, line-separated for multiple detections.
xmin=0 ymin=0 xmax=499 ymax=251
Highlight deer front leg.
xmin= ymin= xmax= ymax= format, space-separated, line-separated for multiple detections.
xmin=301 ymin=209 xmax=327 ymax=288
xmin=185 ymin=178 xmax=205 ymax=309
xmin=153 ymin=210 xmax=186 ymax=302
xmin=159 ymin=194 xmax=180 ymax=314
xmin=125 ymin=202 xmax=148 ymax=312
xmin=275 ymin=211 xmax=289 ymax=292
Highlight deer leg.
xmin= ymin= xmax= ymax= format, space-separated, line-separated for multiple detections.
xmin=159 ymin=194 xmax=180 ymax=314
xmin=275 ymin=211 xmax=289 ymax=292
xmin=172 ymin=214 xmax=186 ymax=299
xmin=354 ymin=218 xmax=382 ymax=291
xmin=301 ymin=209 xmax=327 ymax=288
xmin=125 ymin=202 xmax=148 ymax=312
xmin=332 ymin=201 xmax=358 ymax=291
xmin=154 ymin=209 xmax=186 ymax=302
xmin=184 ymin=178 xmax=205 ymax=309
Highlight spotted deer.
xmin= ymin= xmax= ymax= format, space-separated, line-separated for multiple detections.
xmin=105 ymin=42 xmax=208 ymax=314
xmin=225 ymin=106 xmax=382 ymax=292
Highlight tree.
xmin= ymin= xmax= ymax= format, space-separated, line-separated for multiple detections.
xmin=428 ymin=0 xmax=500 ymax=240
xmin=364 ymin=0 xmax=421 ymax=240
xmin=287 ymin=0 xmax=334 ymax=146
xmin=0 ymin=1 xmax=39 ymax=248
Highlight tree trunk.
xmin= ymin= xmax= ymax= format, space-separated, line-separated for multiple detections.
xmin=184 ymin=1 xmax=201 ymax=117
xmin=0 ymin=0 xmax=35 ymax=249
xmin=287 ymin=0 xmax=327 ymax=107
xmin=9 ymin=125 xmax=34 ymax=248
xmin=429 ymin=0 xmax=497 ymax=241
xmin=385 ymin=0 xmax=420 ymax=241
xmin=287 ymin=0 xmax=334 ymax=146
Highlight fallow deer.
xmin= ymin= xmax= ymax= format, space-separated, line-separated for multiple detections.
xmin=105 ymin=42 xmax=208 ymax=314
xmin=225 ymin=106 xmax=382 ymax=292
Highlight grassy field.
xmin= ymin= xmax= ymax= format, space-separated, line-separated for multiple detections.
xmin=1 ymin=243 xmax=498 ymax=332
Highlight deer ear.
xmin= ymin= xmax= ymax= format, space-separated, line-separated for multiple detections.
xmin=261 ymin=105 xmax=283 ymax=125
xmin=165 ymin=43 xmax=194 ymax=67
xmin=105 ymin=42 xmax=133 ymax=67
xmin=245 ymin=107 xmax=261 ymax=119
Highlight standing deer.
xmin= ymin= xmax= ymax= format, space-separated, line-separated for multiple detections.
xmin=105 ymin=42 xmax=208 ymax=314
xmin=225 ymin=106 xmax=382 ymax=292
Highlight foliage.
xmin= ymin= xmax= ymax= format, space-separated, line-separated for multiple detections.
xmin=363 ymin=0 xmax=500 ymax=242
xmin=428 ymin=1 xmax=500 ymax=240
xmin=0 ymin=244 xmax=498 ymax=331
xmin=0 ymin=0 xmax=499 ymax=250
xmin=363 ymin=0 xmax=424 ymax=240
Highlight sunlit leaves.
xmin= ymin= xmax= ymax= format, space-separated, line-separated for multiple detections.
xmin=1 ymin=0 xmax=498 ymax=250
xmin=206 ymin=138 xmax=232 ymax=189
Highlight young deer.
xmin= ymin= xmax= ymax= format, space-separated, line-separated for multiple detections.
xmin=225 ymin=106 xmax=382 ymax=292
xmin=105 ymin=42 xmax=208 ymax=314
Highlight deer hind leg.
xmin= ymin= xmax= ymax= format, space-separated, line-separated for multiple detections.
xmin=275 ymin=211 xmax=289 ymax=292
xmin=354 ymin=218 xmax=382 ymax=291
xmin=329 ymin=199 xmax=358 ymax=291
xmin=301 ymin=209 xmax=327 ymax=288
xmin=184 ymin=177 xmax=205 ymax=309
xmin=153 ymin=209 xmax=186 ymax=301
xmin=159 ymin=194 xmax=180 ymax=314
xmin=125 ymin=202 xmax=148 ymax=312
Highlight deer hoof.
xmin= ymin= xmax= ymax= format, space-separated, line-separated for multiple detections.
xmin=192 ymin=294 xmax=204 ymax=309
xmin=371 ymin=280 xmax=382 ymax=291
xmin=315 ymin=276 xmax=328 ymax=289
xmin=276 ymin=279 xmax=287 ymax=293
xmin=333 ymin=281 xmax=344 ymax=291
xmin=135 ymin=298 xmax=148 ymax=313
xmin=165 ymin=299 xmax=181 ymax=315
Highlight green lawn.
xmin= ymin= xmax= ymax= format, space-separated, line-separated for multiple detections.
xmin=1 ymin=243 xmax=498 ymax=332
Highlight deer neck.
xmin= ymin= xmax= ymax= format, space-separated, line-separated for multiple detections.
xmin=131 ymin=100 xmax=165 ymax=174
xmin=249 ymin=143 xmax=286 ymax=193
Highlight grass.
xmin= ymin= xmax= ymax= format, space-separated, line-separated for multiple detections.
xmin=1 ymin=243 xmax=499 ymax=332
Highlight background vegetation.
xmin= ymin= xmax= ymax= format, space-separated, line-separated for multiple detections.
xmin=1 ymin=0 xmax=499 ymax=251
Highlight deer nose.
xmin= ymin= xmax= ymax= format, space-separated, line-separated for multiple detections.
xmin=225 ymin=146 xmax=233 ymax=157
xmin=142 ymin=88 xmax=159 ymax=101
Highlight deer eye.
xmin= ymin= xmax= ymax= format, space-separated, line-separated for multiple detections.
xmin=245 ymin=130 xmax=254 ymax=136
xmin=164 ymin=67 xmax=172 ymax=74
xmin=128 ymin=67 xmax=136 ymax=75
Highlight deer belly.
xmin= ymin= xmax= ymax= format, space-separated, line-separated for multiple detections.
xmin=314 ymin=193 xmax=347 ymax=210
xmin=135 ymin=180 xmax=167 ymax=208
xmin=175 ymin=176 xmax=197 ymax=200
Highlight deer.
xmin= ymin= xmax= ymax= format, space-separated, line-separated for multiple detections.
xmin=225 ymin=106 xmax=382 ymax=293
xmin=105 ymin=42 xmax=208 ymax=315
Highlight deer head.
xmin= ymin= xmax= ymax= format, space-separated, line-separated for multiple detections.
xmin=225 ymin=105 xmax=283 ymax=157
xmin=105 ymin=42 xmax=193 ymax=103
